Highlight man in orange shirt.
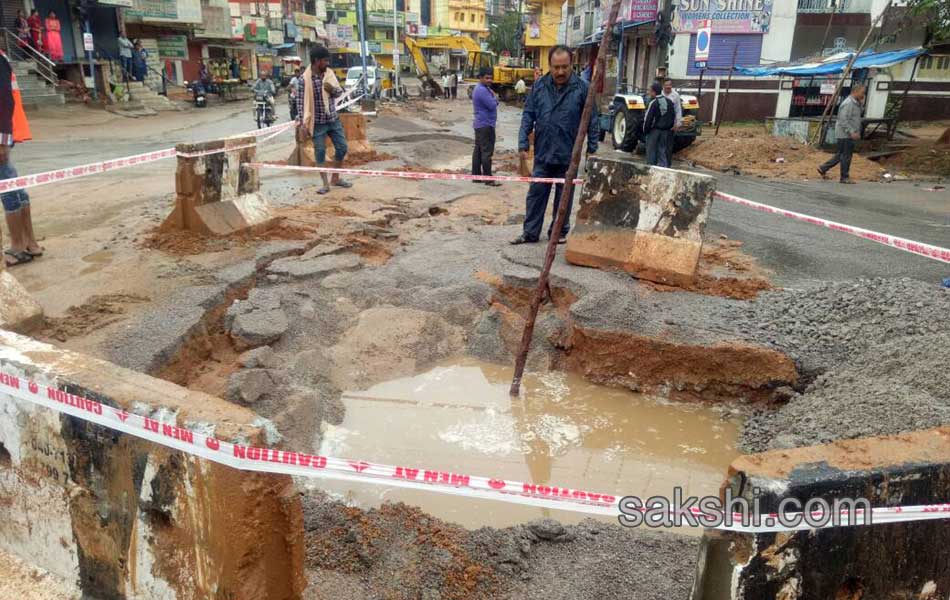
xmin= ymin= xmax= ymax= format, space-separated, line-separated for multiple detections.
xmin=1 ymin=49 xmax=40 ymax=267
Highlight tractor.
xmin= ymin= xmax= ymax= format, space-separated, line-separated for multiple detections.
xmin=608 ymin=91 xmax=702 ymax=153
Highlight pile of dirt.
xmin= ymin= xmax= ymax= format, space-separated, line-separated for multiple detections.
xmin=680 ymin=128 xmax=885 ymax=181
xmin=141 ymin=219 xmax=317 ymax=256
xmin=302 ymin=492 xmax=699 ymax=600
xmin=736 ymin=278 xmax=950 ymax=452
xmin=41 ymin=293 xmax=150 ymax=342
xmin=881 ymin=141 xmax=950 ymax=177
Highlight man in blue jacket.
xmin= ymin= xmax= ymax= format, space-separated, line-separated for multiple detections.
xmin=512 ymin=45 xmax=598 ymax=245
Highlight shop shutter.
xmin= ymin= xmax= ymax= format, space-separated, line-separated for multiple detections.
xmin=686 ymin=33 xmax=762 ymax=76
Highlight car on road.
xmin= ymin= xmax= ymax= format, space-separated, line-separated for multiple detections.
xmin=344 ymin=66 xmax=384 ymax=99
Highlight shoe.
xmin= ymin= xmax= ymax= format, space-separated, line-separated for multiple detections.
xmin=333 ymin=179 xmax=353 ymax=188
xmin=317 ymin=186 xmax=331 ymax=195
xmin=817 ymin=167 xmax=828 ymax=180
xmin=839 ymin=179 xmax=855 ymax=184
xmin=485 ymin=181 xmax=502 ymax=187
xmin=509 ymin=235 xmax=537 ymax=245
xmin=557 ymin=235 xmax=567 ymax=244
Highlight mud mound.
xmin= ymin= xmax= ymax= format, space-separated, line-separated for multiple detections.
xmin=303 ymin=492 xmax=699 ymax=600
xmin=680 ymin=130 xmax=885 ymax=181
xmin=343 ymin=149 xmax=395 ymax=167
xmin=142 ymin=219 xmax=317 ymax=256
xmin=881 ymin=141 xmax=950 ymax=177
xmin=41 ymin=293 xmax=150 ymax=342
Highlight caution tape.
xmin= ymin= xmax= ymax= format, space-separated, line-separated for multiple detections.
xmin=714 ymin=191 xmax=950 ymax=264
xmin=0 ymin=121 xmax=295 ymax=194
xmin=248 ymin=162 xmax=586 ymax=185
xmin=4 ymin=367 xmax=950 ymax=532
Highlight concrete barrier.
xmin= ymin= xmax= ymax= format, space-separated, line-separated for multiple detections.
xmin=0 ymin=330 xmax=305 ymax=599
xmin=162 ymin=136 xmax=275 ymax=237
xmin=565 ymin=156 xmax=715 ymax=286
xmin=694 ymin=428 xmax=950 ymax=599
xmin=0 ymin=230 xmax=43 ymax=332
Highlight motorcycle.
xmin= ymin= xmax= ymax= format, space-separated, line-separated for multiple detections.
xmin=254 ymin=93 xmax=275 ymax=129
xmin=185 ymin=80 xmax=207 ymax=108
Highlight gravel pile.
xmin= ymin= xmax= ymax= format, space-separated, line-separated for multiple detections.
xmin=737 ymin=279 xmax=950 ymax=452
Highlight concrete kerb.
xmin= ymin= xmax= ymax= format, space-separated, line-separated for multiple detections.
xmin=0 ymin=330 xmax=306 ymax=599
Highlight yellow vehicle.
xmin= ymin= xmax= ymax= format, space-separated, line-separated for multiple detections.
xmin=403 ymin=35 xmax=534 ymax=100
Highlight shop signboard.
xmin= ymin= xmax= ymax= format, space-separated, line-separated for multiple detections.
xmin=126 ymin=0 xmax=177 ymax=20
xmin=244 ymin=17 xmax=269 ymax=42
xmin=405 ymin=11 xmax=418 ymax=23
xmin=316 ymin=0 xmax=327 ymax=19
xmin=367 ymin=11 xmax=404 ymax=27
xmin=98 ymin=0 xmax=135 ymax=7
xmin=603 ymin=0 xmax=657 ymax=23
xmin=157 ymin=34 xmax=188 ymax=59
xmin=674 ymin=0 xmax=772 ymax=34
xmin=267 ymin=29 xmax=284 ymax=44
xmin=294 ymin=11 xmax=320 ymax=28
xmin=195 ymin=0 xmax=231 ymax=38
xmin=418 ymin=24 xmax=427 ymax=36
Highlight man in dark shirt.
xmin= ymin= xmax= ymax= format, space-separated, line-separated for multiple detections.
xmin=643 ymin=82 xmax=674 ymax=167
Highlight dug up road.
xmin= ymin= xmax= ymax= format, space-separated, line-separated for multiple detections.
xmin=6 ymin=97 xmax=950 ymax=599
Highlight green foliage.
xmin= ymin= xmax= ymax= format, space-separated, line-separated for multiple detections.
xmin=487 ymin=12 xmax=523 ymax=56
xmin=904 ymin=0 xmax=950 ymax=43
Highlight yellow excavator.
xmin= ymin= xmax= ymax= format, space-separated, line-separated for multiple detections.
xmin=403 ymin=35 xmax=535 ymax=100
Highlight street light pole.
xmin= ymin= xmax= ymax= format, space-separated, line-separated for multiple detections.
xmin=393 ymin=0 xmax=400 ymax=93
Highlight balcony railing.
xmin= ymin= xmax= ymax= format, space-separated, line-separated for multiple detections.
xmin=797 ymin=0 xmax=852 ymax=13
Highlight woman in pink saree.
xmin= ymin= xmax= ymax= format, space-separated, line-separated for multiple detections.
xmin=43 ymin=11 xmax=64 ymax=62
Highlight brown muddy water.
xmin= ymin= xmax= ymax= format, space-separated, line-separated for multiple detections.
xmin=307 ymin=358 xmax=741 ymax=530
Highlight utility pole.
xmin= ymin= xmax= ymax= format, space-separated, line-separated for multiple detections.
xmin=356 ymin=0 xmax=369 ymax=96
xmin=655 ymin=0 xmax=675 ymax=77
xmin=393 ymin=0 xmax=400 ymax=92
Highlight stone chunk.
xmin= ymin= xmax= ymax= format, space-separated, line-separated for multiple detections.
xmin=267 ymin=253 xmax=362 ymax=279
xmin=231 ymin=309 xmax=289 ymax=349
xmin=238 ymin=346 xmax=278 ymax=369
xmin=226 ymin=369 xmax=275 ymax=404
xmin=565 ymin=156 xmax=715 ymax=286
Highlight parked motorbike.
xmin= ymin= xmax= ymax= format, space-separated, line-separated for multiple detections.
xmin=254 ymin=93 xmax=276 ymax=129
xmin=185 ymin=80 xmax=207 ymax=108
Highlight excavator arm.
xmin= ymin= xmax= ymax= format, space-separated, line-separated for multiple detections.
xmin=403 ymin=35 xmax=492 ymax=95
xmin=403 ymin=37 xmax=442 ymax=95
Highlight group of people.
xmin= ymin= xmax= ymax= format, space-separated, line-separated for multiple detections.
xmin=440 ymin=70 xmax=459 ymax=100
xmin=13 ymin=9 xmax=64 ymax=62
xmin=118 ymin=35 xmax=150 ymax=82
xmin=642 ymin=78 xmax=683 ymax=168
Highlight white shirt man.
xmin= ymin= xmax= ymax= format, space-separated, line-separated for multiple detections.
xmin=662 ymin=79 xmax=683 ymax=129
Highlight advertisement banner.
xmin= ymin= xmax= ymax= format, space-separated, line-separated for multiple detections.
xmin=294 ymin=11 xmax=320 ymax=28
xmin=673 ymin=0 xmax=772 ymax=34
xmin=126 ymin=0 xmax=177 ymax=20
xmin=195 ymin=0 xmax=231 ymax=38
xmin=367 ymin=11 xmax=404 ymax=27
xmin=157 ymin=34 xmax=188 ymax=59
xmin=98 ymin=0 xmax=135 ymax=7
xmin=231 ymin=16 xmax=244 ymax=38
xmin=604 ymin=0 xmax=657 ymax=23
xmin=268 ymin=29 xmax=284 ymax=44
xmin=316 ymin=0 xmax=327 ymax=19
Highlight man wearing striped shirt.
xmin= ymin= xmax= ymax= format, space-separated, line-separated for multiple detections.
xmin=296 ymin=45 xmax=351 ymax=194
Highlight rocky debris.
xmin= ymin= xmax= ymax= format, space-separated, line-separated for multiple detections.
xmin=238 ymin=345 xmax=278 ymax=369
xmin=267 ymin=253 xmax=362 ymax=280
xmin=290 ymin=349 xmax=332 ymax=385
xmin=226 ymin=288 xmax=289 ymax=349
xmin=226 ymin=368 xmax=278 ymax=404
xmin=736 ymin=279 xmax=950 ymax=451
xmin=326 ymin=307 xmax=466 ymax=389
xmin=302 ymin=492 xmax=699 ymax=600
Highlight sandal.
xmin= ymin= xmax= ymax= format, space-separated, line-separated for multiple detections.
xmin=333 ymin=179 xmax=353 ymax=188
xmin=26 ymin=247 xmax=44 ymax=258
xmin=4 ymin=249 xmax=33 ymax=267
xmin=317 ymin=187 xmax=331 ymax=195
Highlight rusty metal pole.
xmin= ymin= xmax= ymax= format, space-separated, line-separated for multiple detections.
xmin=509 ymin=0 xmax=622 ymax=396
xmin=714 ymin=44 xmax=739 ymax=137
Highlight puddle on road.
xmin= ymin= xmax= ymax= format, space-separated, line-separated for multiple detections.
xmin=312 ymin=358 xmax=741 ymax=530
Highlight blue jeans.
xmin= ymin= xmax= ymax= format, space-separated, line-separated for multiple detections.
xmin=0 ymin=159 xmax=29 ymax=213
xmin=312 ymin=119 xmax=348 ymax=164
xmin=522 ymin=162 xmax=573 ymax=241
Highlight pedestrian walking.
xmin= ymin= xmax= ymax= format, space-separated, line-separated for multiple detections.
xmin=450 ymin=70 xmax=458 ymax=99
xmin=662 ymin=78 xmax=682 ymax=165
xmin=442 ymin=71 xmax=450 ymax=99
xmin=511 ymin=45 xmax=599 ymax=245
xmin=472 ymin=68 xmax=501 ymax=187
xmin=643 ymin=82 xmax=675 ymax=167
xmin=296 ymin=45 xmax=351 ymax=195
xmin=818 ymin=84 xmax=865 ymax=184
xmin=515 ymin=77 xmax=527 ymax=105
xmin=0 ymin=49 xmax=40 ymax=267
xmin=288 ymin=68 xmax=301 ymax=121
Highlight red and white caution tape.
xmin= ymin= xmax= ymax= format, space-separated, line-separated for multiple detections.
xmin=714 ymin=191 xmax=950 ymax=264
xmin=4 ymin=367 xmax=950 ymax=532
xmin=248 ymin=162 xmax=586 ymax=185
xmin=0 ymin=122 xmax=294 ymax=194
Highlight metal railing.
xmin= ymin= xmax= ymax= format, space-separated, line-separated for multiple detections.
xmin=2 ymin=28 xmax=58 ymax=87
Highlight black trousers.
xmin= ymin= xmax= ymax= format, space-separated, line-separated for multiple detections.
xmin=452 ymin=85 xmax=458 ymax=99
xmin=820 ymin=138 xmax=855 ymax=181
xmin=472 ymin=126 xmax=495 ymax=178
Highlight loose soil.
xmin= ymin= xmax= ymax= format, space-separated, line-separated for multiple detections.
xmin=141 ymin=218 xmax=318 ymax=256
xmin=40 ymin=293 xmax=151 ymax=342
xmin=681 ymin=127 xmax=886 ymax=181
xmin=881 ymin=140 xmax=950 ymax=177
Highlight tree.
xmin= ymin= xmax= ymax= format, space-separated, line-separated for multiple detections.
xmin=898 ymin=0 xmax=950 ymax=43
xmin=487 ymin=12 xmax=523 ymax=58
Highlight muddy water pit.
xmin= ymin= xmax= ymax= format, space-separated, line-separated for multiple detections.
xmin=312 ymin=357 xmax=740 ymax=530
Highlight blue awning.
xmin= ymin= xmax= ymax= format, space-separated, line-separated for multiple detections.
xmin=736 ymin=47 xmax=927 ymax=77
